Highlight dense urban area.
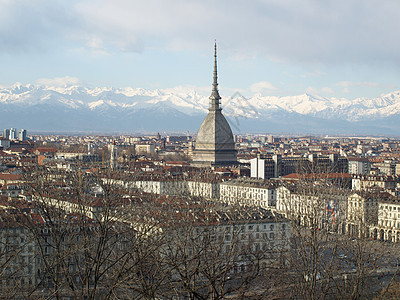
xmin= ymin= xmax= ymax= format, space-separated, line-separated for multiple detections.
xmin=1 ymin=128 xmax=400 ymax=298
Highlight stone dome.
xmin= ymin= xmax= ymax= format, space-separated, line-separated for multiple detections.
xmin=193 ymin=43 xmax=237 ymax=166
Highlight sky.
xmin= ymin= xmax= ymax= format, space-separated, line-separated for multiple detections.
xmin=1 ymin=0 xmax=400 ymax=99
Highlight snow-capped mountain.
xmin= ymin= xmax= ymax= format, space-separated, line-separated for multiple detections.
xmin=1 ymin=83 xmax=400 ymax=135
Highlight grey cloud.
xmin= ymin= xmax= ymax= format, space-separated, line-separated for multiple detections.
xmin=0 ymin=0 xmax=79 ymax=53
xmin=72 ymin=0 xmax=400 ymax=65
xmin=2 ymin=0 xmax=400 ymax=68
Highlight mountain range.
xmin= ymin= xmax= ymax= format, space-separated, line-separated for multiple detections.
xmin=1 ymin=83 xmax=400 ymax=135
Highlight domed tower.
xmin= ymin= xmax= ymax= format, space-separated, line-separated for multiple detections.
xmin=193 ymin=43 xmax=237 ymax=166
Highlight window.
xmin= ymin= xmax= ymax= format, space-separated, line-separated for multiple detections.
xmin=248 ymin=225 xmax=253 ymax=231
xmin=270 ymin=224 xmax=274 ymax=231
xmin=270 ymin=232 xmax=275 ymax=239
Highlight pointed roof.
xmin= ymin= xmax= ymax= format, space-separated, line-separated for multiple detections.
xmin=209 ymin=42 xmax=221 ymax=111
xmin=193 ymin=43 xmax=237 ymax=166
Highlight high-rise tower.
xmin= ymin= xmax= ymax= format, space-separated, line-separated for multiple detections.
xmin=192 ymin=43 xmax=237 ymax=167
xmin=110 ymin=141 xmax=118 ymax=170
xmin=3 ymin=129 xmax=10 ymax=139
xmin=18 ymin=129 xmax=27 ymax=141
xmin=9 ymin=128 xmax=16 ymax=140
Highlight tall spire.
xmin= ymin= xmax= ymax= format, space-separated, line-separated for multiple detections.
xmin=209 ymin=41 xmax=221 ymax=111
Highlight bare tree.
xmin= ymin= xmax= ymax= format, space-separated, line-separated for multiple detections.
xmin=276 ymin=167 xmax=399 ymax=299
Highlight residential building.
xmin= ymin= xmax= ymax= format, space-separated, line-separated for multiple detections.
xmin=219 ymin=178 xmax=277 ymax=208
xmin=0 ymin=214 xmax=38 ymax=290
xmin=375 ymin=160 xmax=396 ymax=176
xmin=109 ymin=141 xmax=118 ymax=170
xmin=352 ymin=175 xmax=398 ymax=191
xmin=346 ymin=191 xmax=381 ymax=238
xmin=0 ymin=138 xmax=10 ymax=149
xmin=276 ymin=184 xmax=349 ymax=233
xmin=250 ymin=153 xmax=348 ymax=179
xmin=3 ymin=129 xmax=9 ymax=139
xmin=135 ymin=144 xmax=155 ymax=155
xmin=372 ymin=197 xmax=400 ymax=242
xmin=348 ymin=157 xmax=371 ymax=175
xmin=9 ymin=128 xmax=16 ymax=140
xmin=18 ymin=129 xmax=27 ymax=141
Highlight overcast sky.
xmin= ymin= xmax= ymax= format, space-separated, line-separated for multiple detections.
xmin=1 ymin=0 xmax=400 ymax=99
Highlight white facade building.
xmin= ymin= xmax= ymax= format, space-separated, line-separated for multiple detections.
xmin=9 ymin=128 xmax=16 ymax=140
xmin=351 ymin=175 xmax=397 ymax=191
xmin=276 ymin=185 xmax=349 ymax=233
xmin=347 ymin=192 xmax=380 ymax=238
xmin=370 ymin=198 xmax=400 ymax=242
xmin=219 ymin=179 xmax=276 ymax=208
xmin=0 ymin=138 xmax=10 ymax=149
xmin=109 ymin=142 xmax=118 ymax=170
xmin=135 ymin=144 xmax=155 ymax=155
xmin=348 ymin=158 xmax=370 ymax=175
xmin=108 ymin=177 xmax=278 ymax=209
xmin=18 ymin=129 xmax=27 ymax=141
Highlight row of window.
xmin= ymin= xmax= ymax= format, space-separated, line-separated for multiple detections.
xmin=381 ymin=205 xmax=400 ymax=211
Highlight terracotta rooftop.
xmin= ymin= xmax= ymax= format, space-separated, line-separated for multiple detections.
xmin=36 ymin=147 xmax=58 ymax=153
xmin=0 ymin=173 xmax=23 ymax=181
xmin=283 ymin=173 xmax=352 ymax=179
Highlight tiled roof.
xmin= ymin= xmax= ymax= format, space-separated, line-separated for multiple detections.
xmin=0 ymin=173 xmax=23 ymax=181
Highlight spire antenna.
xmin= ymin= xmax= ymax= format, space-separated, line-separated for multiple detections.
xmin=209 ymin=41 xmax=221 ymax=111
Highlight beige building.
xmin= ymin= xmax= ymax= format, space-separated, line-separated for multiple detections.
xmin=371 ymin=198 xmax=400 ymax=242
xmin=0 ymin=213 xmax=38 ymax=290
xmin=348 ymin=158 xmax=370 ymax=175
xmin=219 ymin=178 xmax=276 ymax=208
xmin=109 ymin=177 xmax=279 ymax=209
xmin=346 ymin=192 xmax=380 ymax=238
xmin=352 ymin=175 xmax=397 ymax=191
xmin=276 ymin=184 xmax=349 ymax=233
xmin=135 ymin=144 xmax=155 ymax=155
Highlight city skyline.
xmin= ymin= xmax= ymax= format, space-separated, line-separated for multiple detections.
xmin=1 ymin=1 xmax=400 ymax=100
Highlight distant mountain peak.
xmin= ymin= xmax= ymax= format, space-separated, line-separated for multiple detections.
xmin=1 ymin=83 xmax=400 ymax=134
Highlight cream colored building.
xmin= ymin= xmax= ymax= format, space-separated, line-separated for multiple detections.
xmin=352 ymin=175 xmax=397 ymax=191
xmin=346 ymin=192 xmax=379 ymax=238
xmin=108 ymin=177 xmax=282 ymax=209
xmin=276 ymin=184 xmax=349 ymax=233
xmin=371 ymin=198 xmax=400 ymax=242
xmin=219 ymin=178 xmax=276 ymax=208
xmin=135 ymin=144 xmax=155 ymax=155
